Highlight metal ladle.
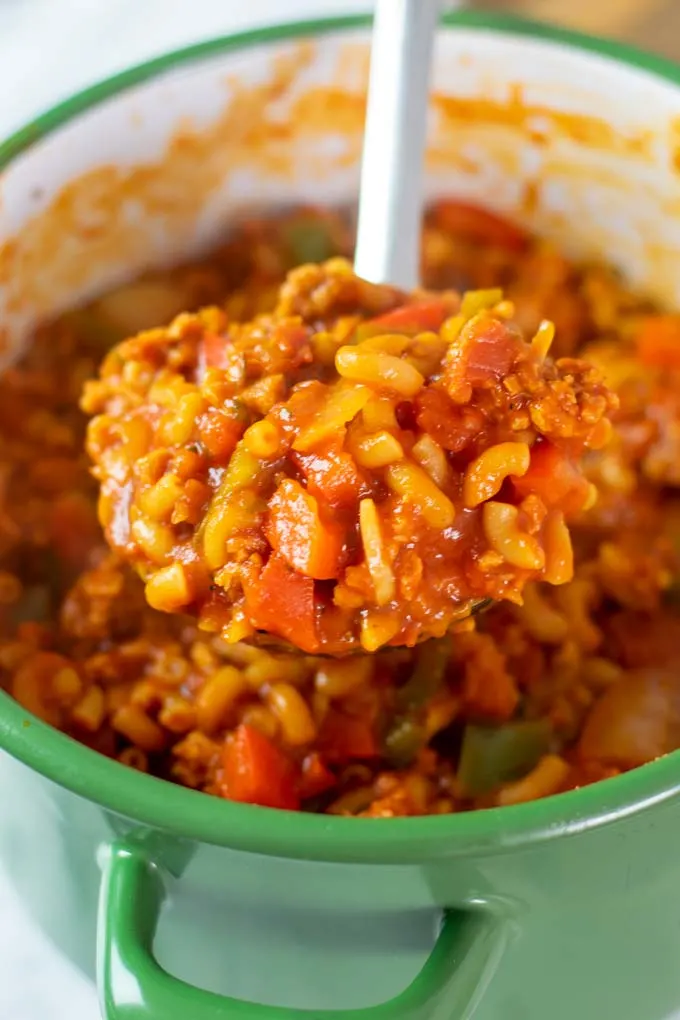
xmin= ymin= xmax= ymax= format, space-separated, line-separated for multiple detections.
xmin=257 ymin=1 xmax=490 ymax=654
xmin=356 ymin=0 xmax=490 ymax=623
xmin=354 ymin=0 xmax=442 ymax=290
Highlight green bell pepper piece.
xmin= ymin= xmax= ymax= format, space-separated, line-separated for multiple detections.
xmin=458 ymin=719 xmax=552 ymax=796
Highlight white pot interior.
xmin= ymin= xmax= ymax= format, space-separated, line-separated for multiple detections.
xmin=2 ymin=22 xmax=680 ymax=361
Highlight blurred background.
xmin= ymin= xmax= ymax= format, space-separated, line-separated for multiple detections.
xmin=475 ymin=0 xmax=680 ymax=54
xmin=0 ymin=1 xmax=676 ymax=1019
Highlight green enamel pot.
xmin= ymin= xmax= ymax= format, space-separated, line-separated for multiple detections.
xmin=2 ymin=12 xmax=680 ymax=1020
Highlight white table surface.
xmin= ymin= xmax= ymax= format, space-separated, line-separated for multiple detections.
xmin=0 ymin=5 xmax=368 ymax=1017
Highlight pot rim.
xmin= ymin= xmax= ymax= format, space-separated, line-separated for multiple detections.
xmin=2 ymin=10 xmax=680 ymax=865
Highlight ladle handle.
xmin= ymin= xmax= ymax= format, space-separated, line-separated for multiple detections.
xmin=354 ymin=0 xmax=442 ymax=290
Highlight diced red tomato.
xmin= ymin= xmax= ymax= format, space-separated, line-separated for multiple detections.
xmin=298 ymin=752 xmax=336 ymax=800
xmin=292 ymin=443 xmax=367 ymax=509
xmin=635 ymin=315 xmax=680 ymax=368
xmin=368 ymin=299 xmax=451 ymax=335
xmin=415 ymin=386 xmax=485 ymax=453
xmin=318 ymin=710 xmax=379 ymax=762
xmin=49 ymin=493 xmax=101 ymax=571
xmin=197 ymin=410 xmax=245 ymax=460
xmin=266 ymin=479 xmax=345 ymax=580
xmin=272 ymin=322 xmax=313 ymax=369
xmin=443 ymin=318 xmax=519 ymax=400
xmin=431 ymin=200 xmax=528 ymax=252
xmin=247 ymin=552 xmax=318 ymax=652
xmin=200 ymin=332 xmax=228 ymax=369
xmin=513 ymin=441 xmax=590 ymax=516
xmin=15 ymin=622 xmax=51 ymax=647
xmin=220 ymin=724 xmax=300 ymax=810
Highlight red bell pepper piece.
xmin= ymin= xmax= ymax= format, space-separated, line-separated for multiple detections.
xmin=200 ymin=332 xmax=228 ymax=369
xmin=49 ymin=492 xmax=102 ymax=571
xmin=266 ymin=479 xmax=345 ymax=580
xmin=636 ymin=315 xmax=680 ymax=369
xmin=431 ymin=200 xmax=528 ymax=251
xmin=298 ymin=752 xmax=336 ymax=800
xmin=292 ymin=443 xmax=367 ymax=510
xmin=368 ymin=298 xmax=451 ymax=335
xmin=443 ymin=318 xmax=518 ymax=400
xmin=197 ymin=410 xmax=245 ymax=460
xmin=221 ymin=724 xmax=300 ymax=810
xmin=318 ymin=710 xmax=379 ymax=762
xmin=247 ymin=552 xmax=319 ymax=653
xmin=513 ymin=440 xmax=589 ymax=516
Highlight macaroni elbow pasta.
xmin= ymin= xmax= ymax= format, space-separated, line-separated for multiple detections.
xmin=1 ymin=200 xmax=675 ymax=818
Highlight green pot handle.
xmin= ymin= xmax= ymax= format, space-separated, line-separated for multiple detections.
xmin=98 ymin=842 xmax=508 ymax=1020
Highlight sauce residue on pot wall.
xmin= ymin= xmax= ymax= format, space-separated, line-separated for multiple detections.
xmin=0 ymin=43 xmax=315 ymax=344
xmin=433 ymin=87 xmax=655 ymax=158
xmin=2 ymin=36 xmax=680 ymax=360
